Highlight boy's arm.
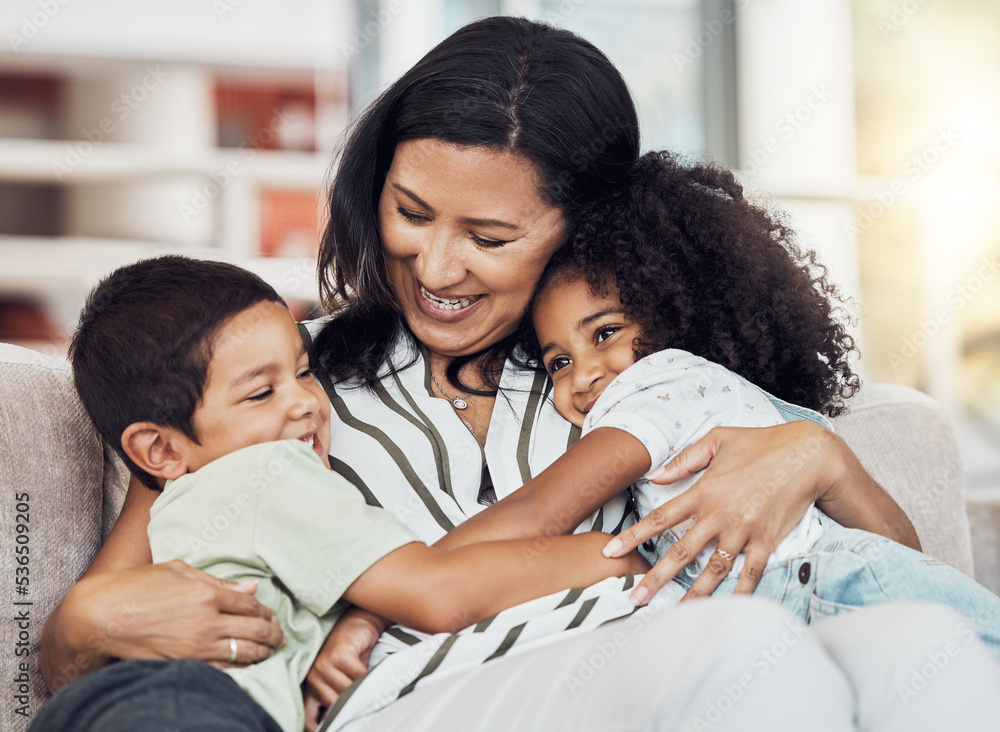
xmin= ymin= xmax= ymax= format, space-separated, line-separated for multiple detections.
xmin=252 ymin=442 xmax=647 ymax=636
xmin=342 ymin=532 xmax=648 ymax=634
xmin=435 ymin=427 xmax=652 ymax=550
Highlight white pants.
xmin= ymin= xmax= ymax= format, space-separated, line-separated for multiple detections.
xmin=348 ymin=597 xmax=1000 ymax=732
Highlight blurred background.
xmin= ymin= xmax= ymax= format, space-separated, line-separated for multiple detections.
xmin=0 ymin=0 xmax=997 ymax=492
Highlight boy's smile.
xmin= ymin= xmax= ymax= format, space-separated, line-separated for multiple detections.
xmin=182 ymin=301 xmax=331 ymax=471
xmin=533 ymin=273 xmax=642 ymax=429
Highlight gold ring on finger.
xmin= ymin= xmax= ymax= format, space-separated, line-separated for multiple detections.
xmin=714 ymin=547 xmax=737 ymax=563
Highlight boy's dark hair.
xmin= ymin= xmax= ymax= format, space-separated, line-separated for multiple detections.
xmin=522 ymin=150 xmax=860 ymax=417
xmin=70 ymin=255 xmax=285 ymax=490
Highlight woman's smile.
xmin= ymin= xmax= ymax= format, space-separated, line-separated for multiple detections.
xmin=379 ymin=138 xmax=566 ymax=359
xmin=415 ymin=277 xmax=486 ymax=319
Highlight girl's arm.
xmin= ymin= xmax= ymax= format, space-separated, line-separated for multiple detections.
xmin=343 ymin=532 xmax=648 ymax=634
xmin=40 ymin=474 xmax=284 ymax=692
xmin=434 ymin=427 xmax=651 ymax=549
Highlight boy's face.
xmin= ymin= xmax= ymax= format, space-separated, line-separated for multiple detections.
xmin=183 ymin=300 xmax=331 ymax=471
xmin=533 ymin=274 xmax=642 ymax=428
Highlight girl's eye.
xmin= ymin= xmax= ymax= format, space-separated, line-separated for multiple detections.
xmin=297 ymin=366 xmax=315 ymax=380
xmin=547 ymin=356 xmax=572 ymax=374
xmin=470 ymin=232 xmax=509 ymax=249
xmin=596 ymin=326 xmax=620 ymax=344
xmin=397 ymin=206 xmax=428 ymax=224
xmin=246 ymin=388 xmax=273 ymax=403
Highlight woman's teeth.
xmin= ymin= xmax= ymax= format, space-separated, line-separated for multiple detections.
xmin=420 ymin=285 xmax=480 ymax=310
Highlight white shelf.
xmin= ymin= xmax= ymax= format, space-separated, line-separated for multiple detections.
xmin=0 ymin=0 xmax=350 ymax=74
xmin=0 ymin=237 xmax=320 ymax=335
xmin=0 ymin=138 xmax=331 ymax=186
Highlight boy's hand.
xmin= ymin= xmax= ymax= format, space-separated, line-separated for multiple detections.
xmin=303 ymin=607 xmax=388 ymax=731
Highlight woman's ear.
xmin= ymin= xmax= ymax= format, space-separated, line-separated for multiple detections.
xmin=121 ymin=422 xmax=190 ymax=481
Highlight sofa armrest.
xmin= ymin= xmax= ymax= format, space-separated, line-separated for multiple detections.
xmin=831 ymin=382 xmax=974 ymax=576
xmin=0 ymin=343 xmax=128 ymax=725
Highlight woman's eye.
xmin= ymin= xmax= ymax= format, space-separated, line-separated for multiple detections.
xmin=470 ymin=232 xmax=509 ymax=249
xmin=596 ymin=326 xmax=620 ymax=344
xmin=246 ymin=388 xmax=273 ymax=402
xmin=547 ymin=356 xmax=572 ymax=374
xmin=397 ymin=206 xmax=428 ymax=224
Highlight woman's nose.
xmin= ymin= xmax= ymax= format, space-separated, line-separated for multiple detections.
xmin=413 ymin=227 xmax=467 ymax=290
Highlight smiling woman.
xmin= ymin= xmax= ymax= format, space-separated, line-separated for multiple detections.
xmin=379 ymin=139 xmax=566 ymax=361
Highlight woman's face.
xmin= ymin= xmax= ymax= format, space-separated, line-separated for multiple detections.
xmin=378 ymin=138 xmax=566 ymax=359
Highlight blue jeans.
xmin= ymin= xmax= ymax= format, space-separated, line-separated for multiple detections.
xmin=675 ymin=514 xmax=1000 ymax=665
xmin=29 ymin=659 xmax=282 ymax=732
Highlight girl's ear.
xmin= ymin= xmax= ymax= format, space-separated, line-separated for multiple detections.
xmin=121 ymin=423 xmax=191 ymax=481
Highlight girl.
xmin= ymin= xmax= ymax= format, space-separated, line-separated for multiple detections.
xmin=524 ymin=150 xmax=1000 ymax=655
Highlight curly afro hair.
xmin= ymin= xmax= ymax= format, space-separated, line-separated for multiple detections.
xmin=523 ymin=150 xmax=860 ymax=417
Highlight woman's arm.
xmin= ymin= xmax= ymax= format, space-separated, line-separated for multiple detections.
xmin=40 ymin=474 xmax=284 ymax=691
xmin=806 ymin=427 xmax=920 ymax=547
xmin=441 ymin=417 xmax=918 ymax=605
xmin=606 ymin=421 xmax=920 ymax=603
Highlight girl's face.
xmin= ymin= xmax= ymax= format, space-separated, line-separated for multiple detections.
xmin=379 ymin=138 xmax=566 ymax=359
xmin=533 ymin=273 xmax=642 ymax=428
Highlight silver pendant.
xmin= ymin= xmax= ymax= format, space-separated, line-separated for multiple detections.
xmin=452 ymin=398 xmax=468 ymax=410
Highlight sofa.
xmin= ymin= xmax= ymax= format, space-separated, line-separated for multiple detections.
xmin=0 ymin=341 xmax=996 ymax=731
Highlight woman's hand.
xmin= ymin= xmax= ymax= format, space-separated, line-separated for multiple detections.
xmin=604 ymin=422 xmax=855 ymax=605
xmin=303 ymin=607 xmax=387 ymax=732
xmin=46 ymin=560 xmax=284 ymax=690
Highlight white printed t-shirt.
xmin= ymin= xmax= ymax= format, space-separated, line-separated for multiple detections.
xmin=582 ymin=348 xmax=827 ymax=574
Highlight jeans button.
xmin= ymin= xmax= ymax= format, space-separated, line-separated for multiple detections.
xmin=798 ymin=562 xmax=811 ymax=584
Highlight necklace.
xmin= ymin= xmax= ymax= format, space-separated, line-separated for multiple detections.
xmin=430 ymin=370 xmax=472 ymax=410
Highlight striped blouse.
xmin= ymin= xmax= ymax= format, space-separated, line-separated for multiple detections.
xmin=302 ymin=322 xmax=642 ymax=731
xmin=302 ymin=322 xmax=633 ymax=543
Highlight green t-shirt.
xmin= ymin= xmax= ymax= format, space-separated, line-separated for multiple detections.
xmin=148 ymin=440 xmax=419 ymax=732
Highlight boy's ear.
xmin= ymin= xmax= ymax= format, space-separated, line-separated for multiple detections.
xmin=121 ymin=422 xmax=191 ymax=482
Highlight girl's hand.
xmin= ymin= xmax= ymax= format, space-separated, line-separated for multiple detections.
xmin=53 ymin=560 xmax=284 ymax=685
xmin=303 ymin=608 xmax=387 ymax=732
xmin=604 ymin=422 xmax=836 ymax=605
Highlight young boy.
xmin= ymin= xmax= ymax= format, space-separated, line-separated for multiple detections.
xmin=55 ymin=255 xmax=646 ymax=732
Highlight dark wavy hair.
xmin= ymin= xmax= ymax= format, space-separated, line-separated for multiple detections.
xmin=313 ymin=16 xmax=640 ymax=391
xmin=522 ymin=150 xmax=860 ymax=417
xmin=70 ymin=256 xmax=285 ymax=490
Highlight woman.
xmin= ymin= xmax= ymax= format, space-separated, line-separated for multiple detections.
xmin=39 ymin=16 xmax=998 ymax=731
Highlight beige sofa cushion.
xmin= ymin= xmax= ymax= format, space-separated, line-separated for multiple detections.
xmin=0 ymin=344 xmax=128 ymax=728
xmin=831 ymin=382 xmax=974 ymax=577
